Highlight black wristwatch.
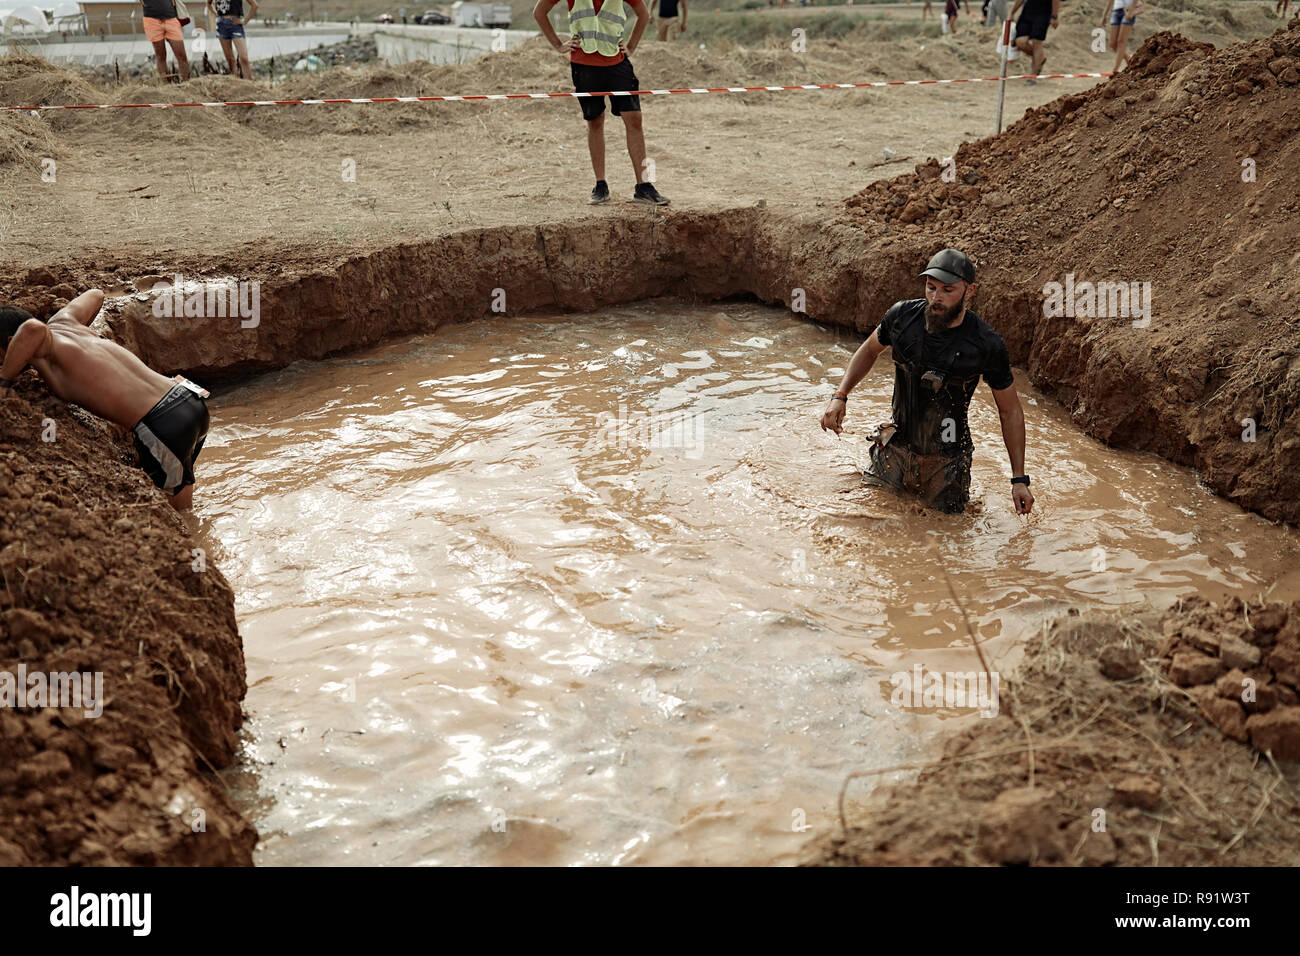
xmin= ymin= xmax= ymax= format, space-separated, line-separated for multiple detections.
xmin=1011 ymin=475 xmax=1031 ymax=486
xmin=832 ymin=392 xmax=848 ymax=403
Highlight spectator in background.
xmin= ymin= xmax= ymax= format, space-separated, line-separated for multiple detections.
xmin=142 ymin=0 xmax=190 ymax=81
xmin=208 ymin=0 xmax=259 ymax=77
xmin=985 ymin=0 xmax=1008 ymax=27
xmin=1277 ymin=0 xmax=1291 ymax=18
xmin=1009 ymin=0 xmax=1057 ymax=77
xmin=1104 ymin=0 xmax=1139 ymax=72
xmin=532 ymin=0 xmax=671 ymax=206
xmin=651 ymin=0 xmax=686 ymax=40
xmin=944 ymin=0 xmax=959 ymax=32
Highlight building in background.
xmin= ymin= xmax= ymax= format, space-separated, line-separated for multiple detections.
xmin=77 ymin=0 xmax=141 ymax=35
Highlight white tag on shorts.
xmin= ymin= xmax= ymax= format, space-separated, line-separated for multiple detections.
xmin=174 ymin=375 xmax=211 ymax=399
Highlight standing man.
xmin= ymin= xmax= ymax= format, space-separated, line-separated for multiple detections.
xmin=1009 ymin=0 xmax=1058 ymax=77
xmin=533 ymin=0 xmax=671 ymax=206
xmin=0 ymin=291 xmax=211 ymax=511
xmin=142 ymin=0 xmax=191 ymax=81
xmin=818 ymin=249 xmax=1034 ymax=515
xmin=208 ymin=0 xmax=259 ymax=78
xmin=651 ymin=0 xmax=686 ymax=41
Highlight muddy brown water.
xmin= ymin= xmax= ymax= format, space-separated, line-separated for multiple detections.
xmin=195 ymin=300 xmax=1300 ymax=865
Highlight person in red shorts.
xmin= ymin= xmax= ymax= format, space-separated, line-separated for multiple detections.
xmin=533 ymin=0 xmax=671 ymax=206
xmin=141 ymin=0 xmax=191 ymax=81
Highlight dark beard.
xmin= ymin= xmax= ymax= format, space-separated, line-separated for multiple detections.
xmin=925 ymin=298 xmax=963 ymax=333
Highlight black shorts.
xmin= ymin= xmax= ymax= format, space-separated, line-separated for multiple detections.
xmin=571 ymin=58 xmax=641 ymax=121
xmin=1016 ymin=10 xmax=1050 ymax=40
xmin=132 ymin=379 xmax=211 ymax=495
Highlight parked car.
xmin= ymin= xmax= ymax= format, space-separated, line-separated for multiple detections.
xmin=417 ymin=9 xmax=450 ymax=22
xmin=374 ymin=12 xmax=395 ymax=21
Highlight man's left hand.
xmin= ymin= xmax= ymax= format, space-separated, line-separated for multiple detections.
xmin=1012 ymin=483 xmax=1034 ymax=514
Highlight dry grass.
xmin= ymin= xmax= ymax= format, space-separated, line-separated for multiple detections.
xmin=818 ymin=604 xmax=1300 ymax=866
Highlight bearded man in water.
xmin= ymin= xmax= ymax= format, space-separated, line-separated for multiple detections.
xmin=0 ymin=289 xmax=210 ymax=510
xmin=818 ymin=248 xmax=1035 ymax=515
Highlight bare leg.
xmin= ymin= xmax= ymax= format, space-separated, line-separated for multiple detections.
xmin=152 ymin=39 xmax=170 ymax=79
xmin=233 ymin=36 xmax=252 ymax=78
xmin=220 ymin=36 xmax=237 ymax=74
xmin=586 ymin=113 xmax=606 ymax=181
xmin=1115 ymin=23 xmax=1132 ymax=72
xmin=166 ymin=36 xmax=190 ymax=80
xmin=622 ymin=111 xmax=647 ymax=182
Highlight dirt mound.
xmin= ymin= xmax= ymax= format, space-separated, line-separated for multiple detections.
xmin=810 ymin=599 xmax=1300 ymax=867
xmin=0 ymin=50 xmax=101 ymax=109
xmin=0 ymin=376 xmax=255 ymax=864
xmin=840 ymin=24 xmax=1300 ymax=524
xmin=1161 ymin=595 xmax=1300 ymax=757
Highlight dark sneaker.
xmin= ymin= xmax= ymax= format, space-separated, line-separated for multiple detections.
xmin=588 ymin=182 xmax=610 ymax=205
xmin=633 ymin=183 xmax=670 ymax=206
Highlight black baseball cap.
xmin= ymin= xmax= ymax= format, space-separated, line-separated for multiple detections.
xmin=919 ymin=248 xmax=976 ymax=285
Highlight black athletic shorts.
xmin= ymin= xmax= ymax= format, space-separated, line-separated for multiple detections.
xmin=1016 ymin=10 xmax=1050 ymax=40
xmin=132 ymin=378 xmax=211 ymax=496
xmin=571 ymin=58 xmax=641 ymax=121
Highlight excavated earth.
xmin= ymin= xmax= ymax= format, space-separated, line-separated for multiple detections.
xmin=0 ymin=382 xmax=255 ymax=864
xmin=812 ymin=598 xmax=1300 ymax=867
xmin=2 ymin=22 xmax=1300 ymax=864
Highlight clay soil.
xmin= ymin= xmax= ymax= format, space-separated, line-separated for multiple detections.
xmin=0 ymin=379 xmax=255 ymax=864
xmin=811 ymin=606 xmax=1300 ymax=868
xmin=2 ymin=4 xmax=1299 ymax=865
xmin=812 ymin=599 xmax=1300 ymax=867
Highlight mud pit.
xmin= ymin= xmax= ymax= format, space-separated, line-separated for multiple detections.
xmin=4 ymin=15 xmax=1300 ymax=865
xmin=193 ymin=302 xmax=1298 ymax=865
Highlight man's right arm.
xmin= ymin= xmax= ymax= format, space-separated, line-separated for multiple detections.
xmin=533 ymin=0 xmax=569 ymax=50
xmin=835 ymin=327 xmax=887 ymax=397
xmin=819 ymin=328 xmax=887 ymax=435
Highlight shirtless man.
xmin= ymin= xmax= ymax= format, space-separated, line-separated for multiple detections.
xmin=0 ymin=290 xmax=210 ymax=510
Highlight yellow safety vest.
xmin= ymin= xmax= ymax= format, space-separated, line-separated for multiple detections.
xmin=568 ymin=0 xmax=628 ymax=57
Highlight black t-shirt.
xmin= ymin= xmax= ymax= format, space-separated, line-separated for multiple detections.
xmin=873 ymin=298 xmax=1014 ymax=457
xmin=659 ymin=0 xmax=680 ymax=17
xmin=213 ymin=0 xmax=244 ymax=16
xmin=1019 ymin=0 xmax=1052 ymax=17
xmin=142 ymin=0 xmax=178 ymax=18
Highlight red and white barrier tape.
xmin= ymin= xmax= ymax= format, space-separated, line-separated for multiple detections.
xmin=1 ymin=71 xmax=1112 ymax=112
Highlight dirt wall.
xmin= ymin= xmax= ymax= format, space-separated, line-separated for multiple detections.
xmin=10 ymin=168 xmax=1295 ymax=526
xmin=0 ymin=381 xmax=255 ymax=865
